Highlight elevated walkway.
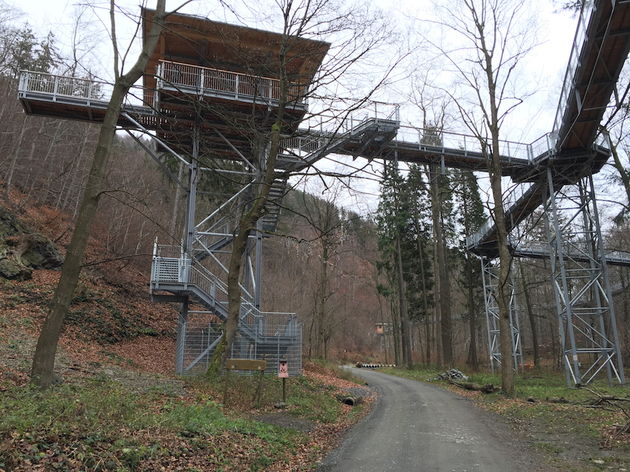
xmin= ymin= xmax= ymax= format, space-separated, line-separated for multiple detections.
xmin=279 ymin=120 xmax=539 ymax=178
xmin=553 ymin=0 xmax=630 ymax=150
xmin=511 ymin=240 xmax=630 ymax=267
xmin=467 ymin=137 xmax=611 ymax=258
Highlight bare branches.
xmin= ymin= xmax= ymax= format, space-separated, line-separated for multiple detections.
xmin=109 ymin=0 xmax=120 ymax=80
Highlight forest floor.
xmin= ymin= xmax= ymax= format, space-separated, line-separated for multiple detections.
xmin=0 ymin=196 xmax=374 ymax=471
xmin=380 ymin=366 xmax=630 ymax=472
xmin=0 ymin=291 xmax=374 ymax=472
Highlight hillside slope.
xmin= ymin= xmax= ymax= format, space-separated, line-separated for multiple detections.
xmin=0 ymin=191 xmax=178 ymax=384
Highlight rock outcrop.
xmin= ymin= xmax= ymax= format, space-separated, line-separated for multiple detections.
xmin=0 ymin=206 xmax=63 ymax=280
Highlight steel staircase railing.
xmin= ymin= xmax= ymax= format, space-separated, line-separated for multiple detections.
xmin=150 ymin=244 xmax=298 ymax=343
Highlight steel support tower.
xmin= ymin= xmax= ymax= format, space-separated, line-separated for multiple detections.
xmin=481 ymin=259 xmax=523 ymax=372
xmin=544 ymin=172 xmax=625 ymax=385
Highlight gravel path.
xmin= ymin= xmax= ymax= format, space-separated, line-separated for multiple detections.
xmin=317 ymin=368 xmax=552 ymax=472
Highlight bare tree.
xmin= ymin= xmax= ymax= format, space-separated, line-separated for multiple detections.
xmin=217 ymin=0 xmax=396 ymax=369
xmin=601 ymin=89 xmax=630 ymax=221
xmin=424 ymin=0 xmax=537 ymax=394
xmin=411 ymin=77 xmax=454 ymax=366
xmin=298 ymin=184 xmax=345 ymax=359
xmin=30 ymin=0 xmax=171 ymax=388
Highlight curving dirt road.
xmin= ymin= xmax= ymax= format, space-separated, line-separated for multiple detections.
xmin=317 ymin=368 xmax=551 ymax=472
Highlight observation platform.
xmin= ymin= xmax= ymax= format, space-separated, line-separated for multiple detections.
xmin=18 ymin=72 xmax=154 ymax=125
xmin=141 ymin=8 xmax=328 ymax=157
xmin=20 ymin=9 xmax=330 ymax=161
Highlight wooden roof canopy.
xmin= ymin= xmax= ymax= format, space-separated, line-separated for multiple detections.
xmin=141 ymin=8 xmax=330 ymax=91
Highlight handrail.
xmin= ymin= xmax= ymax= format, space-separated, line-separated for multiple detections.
xmin=280 ymin=112 xmax=555 ymax=165
xmin=279 ymin=103 xmax=401 ymax=163
xmin=157 ymin=60 xmax=308 ymax=106
xmin=18 ymin=70 xmax=153 ymax=110
xmin=395 ymin=125 xmax=534 ymax=162
xmin=551 ymin=0 xmax=596 ymax=144
xmin=151 ymin=244 xmax=297 ymax=324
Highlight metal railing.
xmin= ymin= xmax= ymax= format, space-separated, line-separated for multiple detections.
xmin=151 ymin=244 xmax=297 ymax=325
xmin=18 ymin=71 xmax=154 ymax=111
xmin=395 ymin=125 xmax=536 ymax=162
xmin=156 ymin=60 xmax=307 ymax=106
xmin=552 ymin=0 xmax=595 ymax=142
xmin=279 ymin=102 xmax=400 ymax=160
xmin=281 ymin=108 xmax=556 ymax=165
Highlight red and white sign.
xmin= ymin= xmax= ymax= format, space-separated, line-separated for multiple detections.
xmin=278 ymin=360 xmax=289 ymax=378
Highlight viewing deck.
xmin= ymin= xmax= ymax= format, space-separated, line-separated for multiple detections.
xmin=18 ymin=61 xmax=308 ymax=121
xmin=18 ymin=71 xmax=154 ymax=125
xmin=156 ymin=60 xmax=308 ymax=111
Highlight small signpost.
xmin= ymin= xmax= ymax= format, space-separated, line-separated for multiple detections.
xmin=278 ymin=360 xmax=289 ymax=403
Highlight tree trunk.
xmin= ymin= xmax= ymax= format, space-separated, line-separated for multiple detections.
xmin=466 ymin=260 xmax=479 ymax=370
xmin=395 ymin=234 xmax=412 ymax=368
xmin=391 ymin=297 xmax=401 ymax=366
xmin=30 ymin=0 xmax=166 ymax=388
xmin=4 ymin=115 xmax=28 ymax=197
xmin=221 ymin=130 xmax=283 ymax=368
xmin=489 ymin=140 xmax=515 ymax=394
xmin=481 ymin=31 xmax=515 ymax=394
xmin=416 ymin=233 xmax=431 ymax=365
xmin=519 ymin=261 xmax=539 ymax=367
xmin=429 ymin=164 xmax=453 ymax=366
xmin=317 ymin=243 xmax=329 ymax=359
xmin=169 ymin=161 xmax=184 ymax=239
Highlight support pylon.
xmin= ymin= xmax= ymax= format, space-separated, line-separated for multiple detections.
xmin=545 ymin=170 xmax=625 ymax=386
xmin=481 ymin=258 xmax=523 ymax=372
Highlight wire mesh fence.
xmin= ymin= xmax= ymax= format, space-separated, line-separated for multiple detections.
xmin=181 ymin=312 xmax=302 ymax=377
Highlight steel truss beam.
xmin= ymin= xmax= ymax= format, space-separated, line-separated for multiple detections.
xmin=545 ymin=169 xmax=625 ymax=386
xmin=481 ymin=258 xmax=523 ymax=372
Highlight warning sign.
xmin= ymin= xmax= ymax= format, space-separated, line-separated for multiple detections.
xmin=278 ymin=360 xmax=289 ymax=378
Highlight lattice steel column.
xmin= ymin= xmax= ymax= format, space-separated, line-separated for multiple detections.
xmin=545 ymin=170 xmax=624 ymax=386
xmin=176 ymin=124 xmax=199 ymax=374
xmin=481 ymin=258 xmax=523 ymax=372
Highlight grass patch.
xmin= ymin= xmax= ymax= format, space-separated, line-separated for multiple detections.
xmin=381 ymin=366 xmax=628 ymax=403
xmin=287 ymin=375 xmax=341 ymax=423
xmin=533 ymin=441 xmax=564 ymax=454
xmin=190 ymin=369 xmax=344 ymax=424
xmin=0 ymin=376 xmax=303 ymax=471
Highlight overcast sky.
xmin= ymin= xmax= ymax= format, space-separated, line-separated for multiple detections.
xmin=7 ymin=0 xmax=587 ymax=215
